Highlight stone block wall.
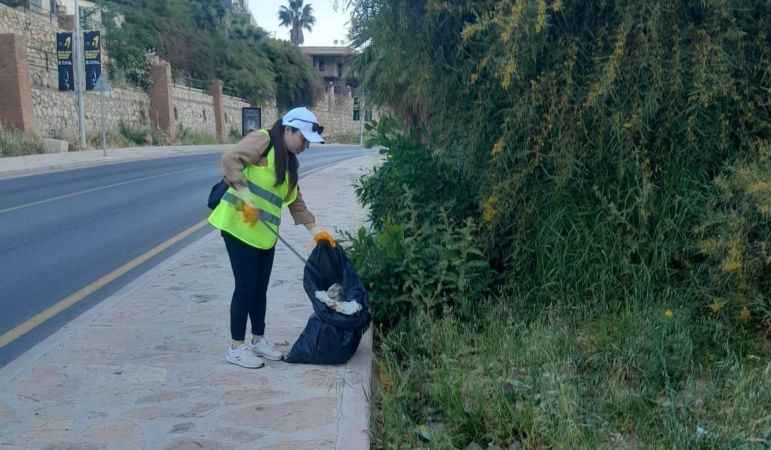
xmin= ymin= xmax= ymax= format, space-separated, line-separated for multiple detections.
xmin=0 ymin=4 xmax=60 ymax=56
xmin=1 ymin=4 xmax=375 ymax=145
xmin=258 ymin=89 xmax=379 ymax=143
xmin=0 ymin=4 xmax=60 ymax=90
xmin=172 ymin=85 xmax=216 ymax=136
xmin=223 ymin=95 xmax=251 ymax=137
xmin=31 ymin=86 xmax=151 ymax=140
xmin=262 ymin=104 xmax=279 ymax=130
xmin=312 ymin=86 xmax=380 ymax=143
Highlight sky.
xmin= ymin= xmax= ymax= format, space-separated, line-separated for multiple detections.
xmin=248 ymin=0 xmax=351 ymax=46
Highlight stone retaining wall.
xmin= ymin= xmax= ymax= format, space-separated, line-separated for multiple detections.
xmin=31 ymin=85 xmax=150 ymax=139
xmin=0 ymin=4 xmax=372 ymax=144
xmin=172 ymin=85 xmax=217 ymax=136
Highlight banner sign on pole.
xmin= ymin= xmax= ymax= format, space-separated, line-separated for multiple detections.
xmin=56 ymin=32 xmax=74 ymax=91
xmin=83 ymin=31 xmax=102 ymax=91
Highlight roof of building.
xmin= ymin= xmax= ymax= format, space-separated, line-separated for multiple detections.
xmin=300 ymin=46 xmax=356 ymax=56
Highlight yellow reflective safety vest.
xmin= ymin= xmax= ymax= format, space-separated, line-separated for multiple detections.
xmin=208 ymin=130 xmax=298 ymax=249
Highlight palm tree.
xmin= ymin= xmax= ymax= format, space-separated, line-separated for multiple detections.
xmin=278 ymin=0 xmax=316 ymax=46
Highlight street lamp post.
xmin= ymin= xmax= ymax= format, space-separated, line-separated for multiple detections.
xmin=73 ymin=0 xmax=87 ymax=148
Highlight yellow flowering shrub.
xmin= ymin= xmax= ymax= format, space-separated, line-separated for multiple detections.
xmin=696 ymin=145 xmax=771 ymax=329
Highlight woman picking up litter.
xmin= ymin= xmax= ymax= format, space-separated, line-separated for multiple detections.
xmin=208 ymin=107 xmax=331 ymax=369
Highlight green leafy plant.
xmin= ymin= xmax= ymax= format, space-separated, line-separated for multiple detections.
xmin=347 ymin=190 xmax=492 ymax=329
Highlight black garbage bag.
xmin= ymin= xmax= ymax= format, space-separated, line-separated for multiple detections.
xmin=284 ymin=241 xmax=371 ymax=364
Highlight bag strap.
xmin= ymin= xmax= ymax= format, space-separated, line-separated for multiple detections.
xmin=222 ymin=131 xmax=273 ymax=183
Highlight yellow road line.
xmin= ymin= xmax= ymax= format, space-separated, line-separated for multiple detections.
xmin=0 ymin=155 xmax=363 ymax=350
xmin=0 ymin=218 xmax=210 ymax=349
xmin=0 ymin=167 xmax=201 ymax=215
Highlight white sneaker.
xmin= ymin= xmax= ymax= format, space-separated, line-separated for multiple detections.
xmin=249 ymin=337 xmax=284 ymax=361
xmin=226 ymin=344 xmax=265 ymax=369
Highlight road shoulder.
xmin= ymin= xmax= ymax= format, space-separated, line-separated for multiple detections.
xmin=0 ymin=153 xmax=379 ymax=450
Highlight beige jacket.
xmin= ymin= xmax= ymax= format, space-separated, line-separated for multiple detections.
xmin=222 ymin=130 xmax=316 ymax=226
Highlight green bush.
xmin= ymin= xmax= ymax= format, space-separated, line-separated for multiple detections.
xmin=346 ymin=0 xmax=771 ymax=324
xmin=347 ymin=199 xmax=492 ymax=328
xmin=97 ymin=0 xmax=319 ymax=108
xmin=343 ymin=0 xmax=771 ymax=446
xmin=355 ymin=118 xmax=479 ymax=231
xmin=118 ymin=122 xmax=151 ymax=146
xmin=0 ymin=124 xmax=45 ymax=157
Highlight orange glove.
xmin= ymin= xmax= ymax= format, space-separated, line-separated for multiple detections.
xmin=241 ymin=204 xmax=261 ymax=226
xmin=313 ymin=229 xmax=336 ymax=247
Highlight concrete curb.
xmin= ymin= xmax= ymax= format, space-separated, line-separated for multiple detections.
xmin=336 ymin=330 xmax=374 ymax=450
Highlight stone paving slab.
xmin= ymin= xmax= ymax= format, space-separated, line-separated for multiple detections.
xmin=0 ymin=153 xmax=379 ymax=450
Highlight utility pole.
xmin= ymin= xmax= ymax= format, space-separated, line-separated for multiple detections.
xmin=359 ymin=59 xmax=367 ymax=147
xmin=73 ymin=0 xmax=87 ymax=148
xmin=359 ymin=92 xmax=365 ymax=147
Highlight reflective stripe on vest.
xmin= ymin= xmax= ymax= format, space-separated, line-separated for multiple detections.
xmin=246 ymin=180 xmax=284 ymax=209
xmin=221 ymin=192 xmax=281 ymax=227
xmin=208 ymin=128 xmax=298 ymax=249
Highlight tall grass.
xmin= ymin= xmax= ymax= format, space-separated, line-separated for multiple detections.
xmin=176 ymin=126 xmax=218 ymax=145
xmin=342 ymin=1 xmax=771 ymax=447
xmin=0 ymin=124 xmax=45 ymax=157
xmin=371 ymin=302 xmax=771 ymax=449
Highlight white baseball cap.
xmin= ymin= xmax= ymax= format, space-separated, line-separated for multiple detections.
xmin=282 ymin=107 xmax=325 ymax=143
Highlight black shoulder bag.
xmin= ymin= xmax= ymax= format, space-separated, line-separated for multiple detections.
xmin=208 ymin=134 xmax=272 ymax=210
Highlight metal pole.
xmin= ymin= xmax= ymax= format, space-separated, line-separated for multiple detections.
xmin=359 ymin=93 xmax=365 ymax=147
xmin=359 ymin=56 xmax=367 ymax=147
xmin=101 ymin=91 xmax=106 ymax=155
xmin=73 ymin=0 xmax=87 ymax=148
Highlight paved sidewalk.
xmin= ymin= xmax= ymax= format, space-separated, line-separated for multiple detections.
xmin=0 ymin=144 xmax=366 ymax=179
xmin=0 ymin=154 xmax=379 ymax=450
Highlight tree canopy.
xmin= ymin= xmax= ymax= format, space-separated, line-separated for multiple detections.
xmin=96 ymin=0 xmax=319 ymax=108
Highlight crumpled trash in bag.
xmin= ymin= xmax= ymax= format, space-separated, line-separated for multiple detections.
xmin=315 ymin=283 xmax=362 ymax=315
xmin=284 ymin=241 xmax=370 ymax=365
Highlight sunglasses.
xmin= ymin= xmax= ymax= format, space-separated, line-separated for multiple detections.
xmin=287 ymin=118 xmax=324 ymax=136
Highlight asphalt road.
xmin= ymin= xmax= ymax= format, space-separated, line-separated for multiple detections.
xmin=0 ymin=146 xmax=371 ymax=366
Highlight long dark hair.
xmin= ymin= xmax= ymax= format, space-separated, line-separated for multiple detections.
xmin=268 ymin=119 xmax=299 ymax=193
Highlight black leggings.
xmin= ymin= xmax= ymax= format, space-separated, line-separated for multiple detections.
xmin=222 ymin=232 xmax=275 ymax=341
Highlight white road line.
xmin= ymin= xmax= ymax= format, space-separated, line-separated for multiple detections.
xmin=0 ymin=167 xmax=203 ymax=215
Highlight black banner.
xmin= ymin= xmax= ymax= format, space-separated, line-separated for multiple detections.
xmin=56 ymin=32 xmax=74 ymax=91
xmin=242 ymin=107 xmax=262 ymax=136
xmin=83 ymin=31 xmax=101 ymax=91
